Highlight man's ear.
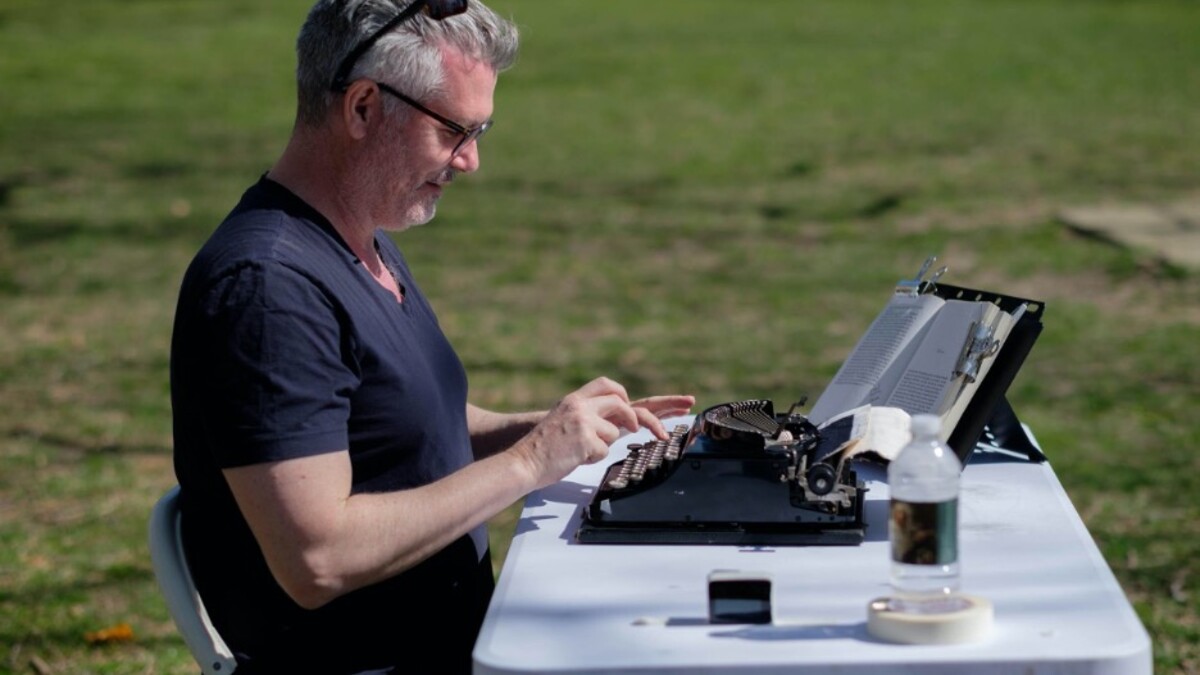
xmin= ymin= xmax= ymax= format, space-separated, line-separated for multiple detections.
xmin=340 ymin=80 xmax=381 ymax=141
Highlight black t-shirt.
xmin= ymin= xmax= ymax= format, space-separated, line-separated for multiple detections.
xmin=170 ymin=177 xmax=491 ymax=673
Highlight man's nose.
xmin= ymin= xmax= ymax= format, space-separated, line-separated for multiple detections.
xmin=450 ymin=140 xmax=481 ymax=173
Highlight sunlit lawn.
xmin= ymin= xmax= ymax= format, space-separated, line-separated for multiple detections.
xmin=1 ymin=0 xmax=1197 ymax=672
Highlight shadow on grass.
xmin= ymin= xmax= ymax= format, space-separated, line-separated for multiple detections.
xmin=0 ymin=563 xmax=153 ymax=604
xmin=4 ymin=426 xmax=169 ymax=457
xmin=3 ymin=215 xmax=205 ymax=248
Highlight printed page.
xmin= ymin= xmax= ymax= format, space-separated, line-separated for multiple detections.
xmin=882 ymin=300 xmax=1013 ymax=436
xmin=809 ymin=293 xmax=944 ymax=424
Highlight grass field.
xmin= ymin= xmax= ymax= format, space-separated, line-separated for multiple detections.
xmin=1 ymin=0 xmax=1198 ymax=672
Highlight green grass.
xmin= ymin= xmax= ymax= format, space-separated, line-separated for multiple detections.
xmin=2 ymin=0 xmax=1198 ymax=672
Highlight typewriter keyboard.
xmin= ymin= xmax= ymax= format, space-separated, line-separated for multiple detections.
xmin=604 ymin=424 xmax=690 ymax=490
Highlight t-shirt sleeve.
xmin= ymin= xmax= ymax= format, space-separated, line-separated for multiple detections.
xmin=191 ymin=261 xmax=357 ymax=468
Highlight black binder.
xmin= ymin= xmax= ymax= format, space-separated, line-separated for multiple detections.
xmin=925 ymin=282 xmax=1046 ymax=465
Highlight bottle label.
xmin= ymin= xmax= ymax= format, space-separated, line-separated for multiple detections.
xmin=889 ymin=498 xmax=958 ymax=565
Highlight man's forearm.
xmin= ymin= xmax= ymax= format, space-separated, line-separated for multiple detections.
xmin=225 ymin=447 xmax=540 ymax=610
xmin=466 ymin=403 xmax=546 ymax=458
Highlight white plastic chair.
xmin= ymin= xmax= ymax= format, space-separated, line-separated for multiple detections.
xmin=148 ymin=485 xmax=239 ymax=674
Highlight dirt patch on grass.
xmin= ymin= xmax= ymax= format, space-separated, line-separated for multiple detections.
xmin=1059 ymin=199 xmax=1200 ymax=270
xmin=968 ymin=266 xmax=1200 ymax=326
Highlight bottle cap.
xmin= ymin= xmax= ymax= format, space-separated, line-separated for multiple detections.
xmin=910 ymin=414 xmax=941 ymax=438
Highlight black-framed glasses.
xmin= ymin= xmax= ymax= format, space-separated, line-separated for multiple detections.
xmin=376 ymin=81 xmax=492 ymax=156
xmin=330 ymin=0 xmax=469 ymax=92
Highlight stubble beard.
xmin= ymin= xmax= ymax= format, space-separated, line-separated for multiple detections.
xmin=402 ymin=167 xmax=456 ymax=229
xmin=368 ymin=172 xmax=437 ymax=233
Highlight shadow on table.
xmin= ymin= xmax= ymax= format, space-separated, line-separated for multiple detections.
xmin=513 ymin=480 xmax=593 ymax=538
xmin=707 ymin=620 xmax=876 ymax=642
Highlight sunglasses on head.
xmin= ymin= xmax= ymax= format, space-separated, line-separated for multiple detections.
xmin=330 ymin=0 xmax=469 ymax=92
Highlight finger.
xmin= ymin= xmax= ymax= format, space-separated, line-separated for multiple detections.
xmin=589 ymin=394 xmax=642 ymax=436
xmin=633 ymin=406 xmax=670 ymax=440
xmin=576 ymin=376 xmax=630 ymax=403
xmin=582 ymin=417 xmax=624 ymax=461
xmin=631 ymin=395 xmax=696 ymax=418
xmin=582 ymin=436 xmax=612 ymax=465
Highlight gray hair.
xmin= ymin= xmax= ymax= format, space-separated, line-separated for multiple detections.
xmin=295 ymin=0 xmax=519 ymax=126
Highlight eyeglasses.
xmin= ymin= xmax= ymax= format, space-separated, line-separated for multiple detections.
xmin=376 ymin=80 xmax=493 ymax=156
xmin=330 ymin=0 xmax=469 ymax=92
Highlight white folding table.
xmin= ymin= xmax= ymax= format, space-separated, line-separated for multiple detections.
xmin=473 ymin=418 xmax=1151 ymax=674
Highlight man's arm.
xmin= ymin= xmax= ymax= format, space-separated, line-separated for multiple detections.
xmin=465 ymin=404 xmax=545 ymax=459
xmin=223 ymin=439 xmax=528 ymax=610
xmin=224 ymin=377 xmax=694 ymax=610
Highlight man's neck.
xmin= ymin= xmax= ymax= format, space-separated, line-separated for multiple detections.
xmin=267 ymin=129 xmax=379 ymax=265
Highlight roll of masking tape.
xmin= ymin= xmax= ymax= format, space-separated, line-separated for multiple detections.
xmin=867 ymin=595 xmax=993 ymax=645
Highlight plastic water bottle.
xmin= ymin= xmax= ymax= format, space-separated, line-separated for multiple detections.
xmin=887 ymin=414 xmax=968 ymax=613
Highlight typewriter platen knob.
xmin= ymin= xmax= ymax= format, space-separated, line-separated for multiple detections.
xmin=806 ymin=463 xmax=838 ymax=496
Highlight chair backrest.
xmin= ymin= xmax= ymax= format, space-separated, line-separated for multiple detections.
xmin=148 ymin=485 xmax=239 ymax=674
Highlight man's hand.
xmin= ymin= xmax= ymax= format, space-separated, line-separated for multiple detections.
xmin=507 ymin=377 xmax=694 ymax=490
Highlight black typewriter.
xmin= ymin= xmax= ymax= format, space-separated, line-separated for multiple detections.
xmin=575 ymin=399 xmax=866 ymax=546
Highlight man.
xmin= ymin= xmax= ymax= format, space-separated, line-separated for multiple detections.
xmin=169 ymin=1 xmax=694 ymax=672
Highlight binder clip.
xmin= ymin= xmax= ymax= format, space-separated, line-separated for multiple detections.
xmin=896 ymin=255 xmax=948 ymax=296
xmin=954 ymin=321 xmax=1001 ymax=383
